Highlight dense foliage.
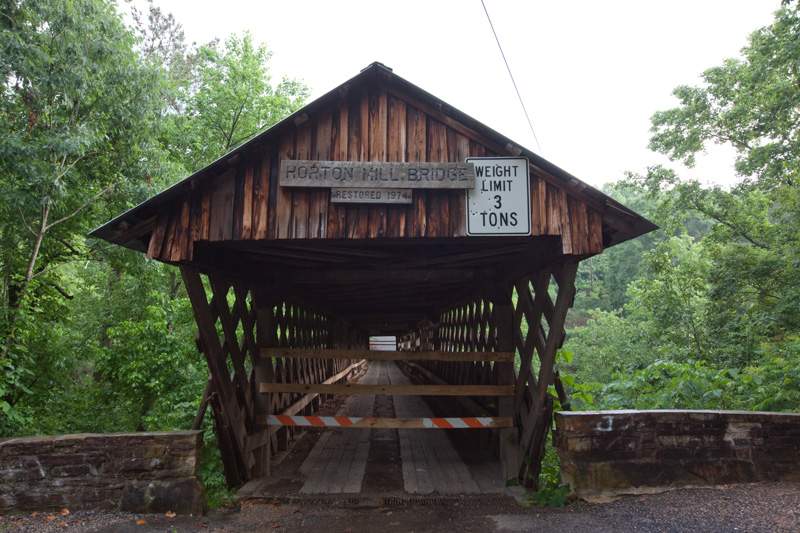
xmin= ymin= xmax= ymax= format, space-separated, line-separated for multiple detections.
xmin=561 ymin=5 xmax=800 ymax=416
xmin=1 ymin=0 xmax=306 ymax=504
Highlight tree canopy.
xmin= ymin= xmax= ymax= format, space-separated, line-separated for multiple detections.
xmin=563 ymin=4 xmax=800 ymax=415
xmin=0 ymin=0 xmax=307 ymax=504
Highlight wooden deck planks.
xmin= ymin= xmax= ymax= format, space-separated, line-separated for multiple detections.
xmin=298 ymin=362 xmax=379 ymax=494
xmin=298 ymin=360 xmax=490 ymax=495
xmin=386 ymin=362 xmax=481 ymax=495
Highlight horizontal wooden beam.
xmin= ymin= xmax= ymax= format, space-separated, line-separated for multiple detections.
xmin=256 ymin=414 xmax=513 ymax=429
xmin=251 ymin=359 xmax=368 ymax=444
xmin=262 ymin=348 xmax=514 ymax=363
xmin=287 ymin=269 xmax=476 ymax=284
xmin=259 ymin=383 xmax=514 ymax=396
xmin=401 ymin=362 xmax=492 ymax=417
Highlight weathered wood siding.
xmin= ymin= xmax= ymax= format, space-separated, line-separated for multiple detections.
xmin=146 ymin=87 xmax=603 ymax=262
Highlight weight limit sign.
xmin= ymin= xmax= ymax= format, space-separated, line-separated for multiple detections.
xmin=465 ymin=157 xmax=531 ymax=236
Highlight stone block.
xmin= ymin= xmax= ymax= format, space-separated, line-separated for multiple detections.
xmin=0 ymin=431 xmax=205 ymax=515
xmin=27 ymin=454 xmax=86 ymax=468
xmin=120 ymin=478 xmax=205 ymax=516
xmin=0 ymin=467 xmax=45 ymax=482
xmin=555 ymin=410 xmax=800 ymax=501
xmin=119 ymin=458 xmax=162 ymax=473
xmin=566 ymin=437 xmax=592 ymax=453
xmin=50 ymin=464 xmax=95 ymax=477
xmin=0 ymin=439 xmax=54 ymax=457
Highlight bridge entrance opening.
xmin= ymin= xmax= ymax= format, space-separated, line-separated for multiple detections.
xmin=92 ymin=63 xmax=654 ymax=496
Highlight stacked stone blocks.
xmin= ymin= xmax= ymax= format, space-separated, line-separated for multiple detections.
xmin=0 ymin=431 xmax=205 ymax=515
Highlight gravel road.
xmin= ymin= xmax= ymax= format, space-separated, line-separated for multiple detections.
xmin=2 ymin=481 xmax=798 ymax=532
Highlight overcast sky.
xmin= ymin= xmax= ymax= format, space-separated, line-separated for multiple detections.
xmin=128 ymin=0 xmax=781 ymax=188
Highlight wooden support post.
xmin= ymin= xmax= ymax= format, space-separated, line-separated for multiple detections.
xmin=181 ymin=265 xmax=251 ymax=486
xmin=494 ymin=289 xmax=520 ymax=483
xmin=518 ymin=259 xmax=579 ymax=487
xmin=192 ymin=379 xmax=213 ymax=431
xmin=252 ymin=299 xmax=276 ymax=478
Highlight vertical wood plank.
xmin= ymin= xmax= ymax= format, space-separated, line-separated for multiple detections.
xmin=146 ymin=210 xmax=169 ymax=260
xmin=232 ymin=164 xmax=246 ymax=240
xmin=407 ymin=106 xmax=427 ymax=236
xmin=587 ymin=207 xmax=603 ymax=253
xmin=208 ymin=169 xmax=236 ymax=242
xmin=426 ymin=118 xmax=448 ymax=238
xmin=293 ymin=121 xmax=312 ymax=239
xmin=578 ymin=200 xmax=590 ymax=254
xmin=275 ymin=133 xmax=295 ymax=239
xmin=267 ymin=151 xmax=279 ymax=240
xmin=187 ymin=183 xmax=203 ymax=260
xmin=537 ymin=178 xmax=548 ymax=235
xmin=200 ymin=181 xmax=211 ymax=242
xmin=241 ymin=160 xmax=254 ymax=240
xmin=386 ymin=95 xmax=407 ymax=238
xmin=174 ymin=198 xmax=190 ymax=261
xmin=252 ymin=155 xmax=270 ymax=240
xmin=313 ymin=109 xmax=332 ymax=239
xmin=367 ymin=89 xmax=388 ymax=238
xmin=327 ymin=102 xmax=348 ymax=238
xmin=347 ymin=95 xmax=369 ymax=238
xmin=545 ymin=183 xmax=561 ymax=238
xmin=559 ymin=188 xmax=573 ymax=254
xmin=569 ymin=197 xmax=587 ymax=255
xmin=452 ymin=131 xmax=470 ymax=237
xmin=530 ymin=176 xmax=541 ymax=236
xmin=447 ymin=129 xmax=459 ymax=238
xmin=160 ymin=211 xmax=177 ymax=261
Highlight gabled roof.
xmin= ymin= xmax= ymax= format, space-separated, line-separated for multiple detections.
xmin=91 ymin=62 xmax=656 ymax=250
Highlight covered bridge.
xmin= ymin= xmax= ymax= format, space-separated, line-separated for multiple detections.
xmin=92 ymin=62 xmax=655 ymax=493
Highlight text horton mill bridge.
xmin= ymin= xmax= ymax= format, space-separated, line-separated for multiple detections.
xmin=92 ymin=63 xmax=655 ymax=494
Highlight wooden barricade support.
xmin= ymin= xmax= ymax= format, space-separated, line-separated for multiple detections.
xmin=257 ymin=349 xmax=516 ymax=440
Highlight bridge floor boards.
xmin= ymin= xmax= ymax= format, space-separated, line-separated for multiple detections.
xmin=298 ymin=361 xmax=379 ymax=494
xmin=386 ymin=362 xmax=481 ymax=494
xmin=247 ymin=360 xmax=500 ymax=497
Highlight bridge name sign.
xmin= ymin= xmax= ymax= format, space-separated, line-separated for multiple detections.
xmin=280 ymin=160 xmax=475 ymax=191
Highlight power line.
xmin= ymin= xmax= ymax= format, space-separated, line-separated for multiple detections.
xmin=480 ymin=0 xmax=543 ymax=156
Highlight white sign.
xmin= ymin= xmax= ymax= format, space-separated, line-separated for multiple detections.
xmin=466 ymin=157 xmax=531 ymax=236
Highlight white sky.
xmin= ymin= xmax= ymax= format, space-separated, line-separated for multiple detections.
xmin=127 ymin=0 xmax=781 ymax=189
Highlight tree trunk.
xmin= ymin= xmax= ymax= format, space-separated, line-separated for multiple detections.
xmin=1 ymin=204 xmax=50 ymax=360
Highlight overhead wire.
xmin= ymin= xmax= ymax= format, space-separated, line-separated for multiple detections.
xmin=480 ymin=0 xmax=543 ymax=156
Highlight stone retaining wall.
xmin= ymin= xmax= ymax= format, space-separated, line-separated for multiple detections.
xmin=0 ymin=431 xmax=205 ymax=515
xmin=554 ymin=410 xmax=800 ymax=501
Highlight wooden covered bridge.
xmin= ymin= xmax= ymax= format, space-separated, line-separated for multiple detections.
xmin=92 ymin=63 xmax=655 ymax=494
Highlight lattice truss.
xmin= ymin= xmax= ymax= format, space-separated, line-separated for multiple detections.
xmin=180 ymin=265 xmax=365 ymax=487
xmin=401 ymin=259 xmax=578 ymax=488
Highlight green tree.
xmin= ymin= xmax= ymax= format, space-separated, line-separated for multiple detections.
xmin=179 ymin=31 xmax=309 ymax=171
xmin=0 ymin=0 xmax=169 ymax=428
xmin=564 ymin=5 xmax=800 ymax=414
xmin=650 ymin=6 xmax=800 ymax=188
xmin=639 ymin=5 xmax=800 ymax=362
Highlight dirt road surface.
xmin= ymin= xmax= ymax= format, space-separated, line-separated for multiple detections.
xmin=3 ymin=481 xmax=799 ymax=532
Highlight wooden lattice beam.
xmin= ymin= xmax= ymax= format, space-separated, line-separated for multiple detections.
xmin=516 ymin=259 xmax=579 ymax=486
